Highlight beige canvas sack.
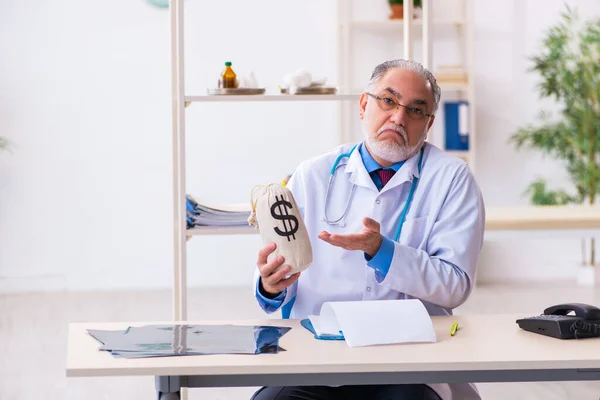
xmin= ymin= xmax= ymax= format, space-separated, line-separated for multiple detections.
xmin=249 ymin=184 xmax=313 ymax=275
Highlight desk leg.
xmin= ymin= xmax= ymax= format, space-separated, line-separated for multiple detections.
xmin=155 ymin=376 xmax=181 ymax=400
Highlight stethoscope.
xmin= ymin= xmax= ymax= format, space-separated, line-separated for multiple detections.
xmin=323 ymin=143 xmax=425 ymax=242
xmin=281 ymin=144 xmax=425 ymax=320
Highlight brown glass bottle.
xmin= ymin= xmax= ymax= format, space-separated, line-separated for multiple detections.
xmin=220 ymin=61 xmax=237 ymax=89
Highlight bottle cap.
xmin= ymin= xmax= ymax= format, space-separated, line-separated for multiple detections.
xmin=225 ymin=61 xmax=232 ymax=66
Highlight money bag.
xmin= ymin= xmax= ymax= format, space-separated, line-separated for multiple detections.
xmin=248 ymin=184 xmax=313 ymax=275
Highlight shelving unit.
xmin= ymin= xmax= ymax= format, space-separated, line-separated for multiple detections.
xmin=170 ymin=0 xmax=475 ymax=322
xmin=169 ymin=1 xmax=359 ymax=322
xmin=186 ymin=226 xmax=256 ymax=236
xmin=346 ymin=19 xmax=465 ymax=29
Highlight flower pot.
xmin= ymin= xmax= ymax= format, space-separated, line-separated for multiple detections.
xmin=389 ymin=4 xmax=420 ymax=20
xmin=389 ymin=4 xmax=404 ymax=20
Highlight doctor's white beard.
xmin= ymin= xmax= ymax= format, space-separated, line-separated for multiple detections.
xmin=364 ymin=122 xmax=428 ymax=164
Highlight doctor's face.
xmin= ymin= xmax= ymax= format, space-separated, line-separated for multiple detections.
xmin=359 ymin=68 xmax=436 ymax=165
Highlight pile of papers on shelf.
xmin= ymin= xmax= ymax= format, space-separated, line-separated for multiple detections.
xmin=87 ymin=324 xmax=291 ymax=359
xmin=186 ymin=194 xmax=251 ymax=228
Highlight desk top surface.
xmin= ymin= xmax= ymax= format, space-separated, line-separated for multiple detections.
xmin=67 ymin=313 xmax=600 ymax=378
xmin=485 ymin=205 xmax=600 ymax=230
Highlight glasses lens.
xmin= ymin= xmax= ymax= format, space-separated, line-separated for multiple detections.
xmin=371 ymin=93 xmax=429 ymax=120
xmin=378 ymin=96 xmax=395 ymax=111
xmin=407 ymin=109 xmax=425 ymax=120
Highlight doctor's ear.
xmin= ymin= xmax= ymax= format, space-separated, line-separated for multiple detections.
xmin=359 ymin=92 xmax=368 ymax=119
xmin=427 ymin=115 xmax=436 ymax=130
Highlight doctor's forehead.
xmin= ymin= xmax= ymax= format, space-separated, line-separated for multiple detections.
xmin=374 ymin=68 xmax=434 ymax=104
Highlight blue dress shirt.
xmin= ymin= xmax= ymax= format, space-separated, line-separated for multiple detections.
xmin=358 ymin=142 xmax=405 ymax=280
xmin=256 ymin=142 xmax=405 ymax=308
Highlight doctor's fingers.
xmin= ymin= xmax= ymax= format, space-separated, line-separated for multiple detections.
xmin=261 ymin=264 xmax=292 ymax=287
xmin=259 ymin=255 xmax=288 ymax=278
xmin=363 ymin=217 xmax=381 ymax=232
xmin=320 ymin=233 xmax=368 ymax=250
xmin=266 ymin=271 xmax=300 ymax=293
xmin=256 ymin=243 xmax=277 ymax=266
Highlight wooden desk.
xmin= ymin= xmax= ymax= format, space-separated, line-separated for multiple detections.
xmin=67 ymin=314 xmax=600 ymax=399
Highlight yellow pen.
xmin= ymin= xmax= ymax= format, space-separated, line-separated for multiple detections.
xmin=450 ymin=322 xmax=459 ymax=336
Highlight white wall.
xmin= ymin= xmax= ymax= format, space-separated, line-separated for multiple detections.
xmin=0 ymin=0 xmax=597 ymax=293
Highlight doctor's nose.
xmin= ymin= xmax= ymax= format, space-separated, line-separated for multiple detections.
xmin=389 ymin=106 xmax=408 ymax=125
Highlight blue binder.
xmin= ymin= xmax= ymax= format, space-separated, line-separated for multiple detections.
xmin=444 ymin=101 xmax=470 ymax=151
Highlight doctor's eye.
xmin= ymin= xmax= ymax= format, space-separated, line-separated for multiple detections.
xmin=382 ymin=97 xmax=396 ymax=106
xmin=408 ymin=107 xmax=424 ymax=115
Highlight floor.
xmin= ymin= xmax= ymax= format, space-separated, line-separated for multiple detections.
xmin=2 ymin=283 xmax=600 ymax=400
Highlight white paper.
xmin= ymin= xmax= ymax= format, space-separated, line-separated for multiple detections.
xmin=310 ymin=299 xmax=436 ymax=347
xmin=458 ymin=102 xmax=469 ymax=136
xmin=308 ymin=314 xmax=341 ymax=336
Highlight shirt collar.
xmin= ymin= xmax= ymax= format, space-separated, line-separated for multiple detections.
xmin=358 ymin=142 xmax=405 ymax=173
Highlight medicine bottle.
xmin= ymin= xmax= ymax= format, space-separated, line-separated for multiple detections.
xmin=220 ymin=61 xmax=237 ymax=89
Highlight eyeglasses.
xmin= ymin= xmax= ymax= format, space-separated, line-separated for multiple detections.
xmin=365 ymin=92 xmax=433 ymax=121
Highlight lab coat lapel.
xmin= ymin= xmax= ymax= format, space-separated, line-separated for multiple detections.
xmin=381 ymin=145 xmax=424 ymax=192
xmin=343 ymin=145 xmax=378 ymax=191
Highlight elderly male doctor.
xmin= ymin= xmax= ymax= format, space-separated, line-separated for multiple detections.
xmin=252 ymin=59 xmax=485 ymax=400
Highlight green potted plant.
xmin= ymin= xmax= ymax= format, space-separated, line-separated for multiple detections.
xmin=509 ymin=5 xmax=600 ymax=284
xmin=0 ymin=137 xmax=9 ymax=153
xmin=388 ymin=0 xmax=422 ymax=20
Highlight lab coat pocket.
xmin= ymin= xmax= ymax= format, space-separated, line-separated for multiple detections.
xmin=398 ymin=215 xmax=430 ymax=250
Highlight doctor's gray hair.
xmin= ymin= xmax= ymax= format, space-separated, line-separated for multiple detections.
xmin=366 ymin=59 xmax=441 ymax=114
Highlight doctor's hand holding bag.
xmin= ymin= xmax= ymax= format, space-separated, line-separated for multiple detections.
xmin=248 ymin=184 xmax=311 ymax=298
xmin=250 ymin=59 xmax=486 ymax=400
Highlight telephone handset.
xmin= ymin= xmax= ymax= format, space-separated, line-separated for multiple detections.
xmin=544 ymin=303 xmax=600 ymax=320
xmin=516 ymin=303 xmax=600 ymax=339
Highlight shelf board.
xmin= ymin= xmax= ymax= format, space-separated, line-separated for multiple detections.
xmin=348 ymin=19 xmax=465 ymax=29
xmin=446 ymin=150 xmax=470 ymax=157
xmin=187 ymin=226 xmax=257 ymax=236
xmin=185 ymin=93 xmax=359 ymax=103
xmin=186 ymin=81 xmax=467 ymax=105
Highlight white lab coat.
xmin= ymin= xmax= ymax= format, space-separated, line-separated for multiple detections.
xmin=254 ymin=141 xmax=485 ymax=400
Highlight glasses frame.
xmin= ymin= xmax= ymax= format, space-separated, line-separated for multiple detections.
xmin=365 ymin=92 xmax=434 ymax=120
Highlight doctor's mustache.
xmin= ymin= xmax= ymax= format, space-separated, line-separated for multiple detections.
xmin=377 ymin=123 xmax=408 ymax=144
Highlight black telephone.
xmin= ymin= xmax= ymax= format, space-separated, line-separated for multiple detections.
xmin=516 ymin=303 xmax=600 ymax=339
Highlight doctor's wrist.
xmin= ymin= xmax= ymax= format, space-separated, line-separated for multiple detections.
xmin=364 ymin=234 xmax=383 ymax=258
xmin=259 ymin=278 xmax=283 ymax=299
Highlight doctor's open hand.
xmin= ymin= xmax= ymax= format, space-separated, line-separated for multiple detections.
xmin=257 ymin=243 xmax=301 ymax=297
xmin=318 ymin=217 xmax=383 ymax=257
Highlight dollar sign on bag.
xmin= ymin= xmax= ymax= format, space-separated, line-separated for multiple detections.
xmin=270 ymin=195 xmax=298 ymax=241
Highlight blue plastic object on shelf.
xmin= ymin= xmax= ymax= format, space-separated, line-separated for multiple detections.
xmin=444 ymin=101 xmax=470 ymax=151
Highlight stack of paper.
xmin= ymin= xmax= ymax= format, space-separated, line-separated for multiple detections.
xmin=87 ymin=324 xmax=291 ymax=358
xmin=186 ymin=195 xmax=251 ymax=228
xmin=308 ymin=299 xmax=437 ymax=347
